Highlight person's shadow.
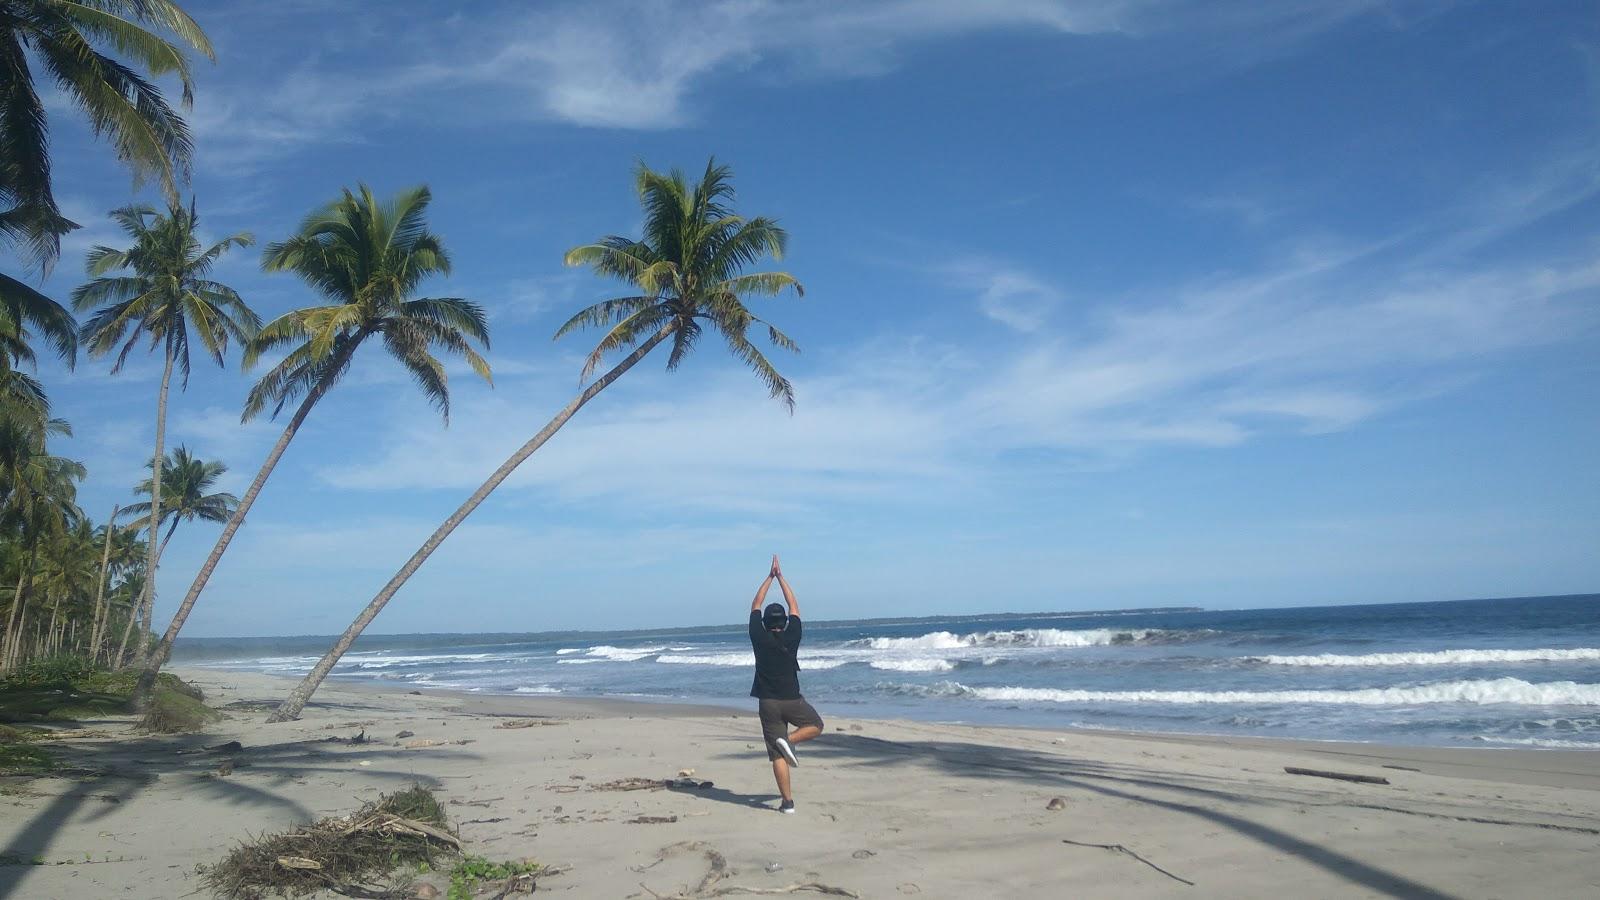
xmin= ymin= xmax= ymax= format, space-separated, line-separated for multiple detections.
xmin=667 ymin=781 xmax=779 ymax=811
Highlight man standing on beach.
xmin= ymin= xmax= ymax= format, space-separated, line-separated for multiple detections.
xmin=750 ymin=554 xmax=824 ymax=814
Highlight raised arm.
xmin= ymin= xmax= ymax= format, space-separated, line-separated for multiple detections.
xmin=751 ymin=573 xmax=775 ymax=612
xmin=774 ymin=555 xmax=799 ymax=617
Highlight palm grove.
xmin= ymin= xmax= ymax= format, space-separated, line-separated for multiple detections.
xmin=0 ymin=2 xmax=802 ymax=720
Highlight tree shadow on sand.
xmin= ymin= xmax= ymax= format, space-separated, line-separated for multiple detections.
xmin=701 ymin=732 xmax=1459 ymax=900
xmin=0 ymin=723 xmax=479 ymax=899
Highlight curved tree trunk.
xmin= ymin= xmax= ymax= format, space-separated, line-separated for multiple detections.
xmin=267 ymin=323 xmax=676 ymax=722
xmin=131 ymin=342 xmax=358 ymax=706
xmin=129 ymin=345 xmax=174 ymax=669
xmin=89 ymin=504 xmax=119 ymax=663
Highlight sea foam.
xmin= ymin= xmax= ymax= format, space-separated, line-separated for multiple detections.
xmin=1254 ymin=648 xmax=1600 ymax=667
xmin=886 ymin=677 xmax=1600 ymax=706
xmin=859 ymin=627 xmax=1160 ymax=651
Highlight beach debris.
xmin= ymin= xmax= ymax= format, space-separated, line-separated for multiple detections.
xmin=396 ymin=730 xmax=415 ymax=739
xmin=205 ymin=740 xmax=244 ymax=754
xmin=1046 ymin=797 xmax=1067 ymax=811
xmin=1061 ymin=839 xmax=1195 ymax=887
xmin=765 ymin=862 xmax=784 ymax=873
xmin=1382 ymin=764 xmax=1422 ymax=772
xmin=592 ymin=777 xmax=668 ymax=792
xmin=413 ymin=884 xmax=441 ymax=899
xmin=216 ymin=760 xmax=234 ymax=777
xmin=630 ymin=815 xmax=680 ymax=824
xmin=495 ymin=718 xmax=562 ymax=729
xmin=896 ymin=885 xmax=921 ymax=895
xmin=358 ymin=760 xmax=372 ymax=767
xmin=406 ymin=738 xmax=444 ymax=749
xmin=851 ymin=850 xmax=875 ymax=860
xmin=1284 ymin=766 xmax=1390 ymax=786
xmin=199 ymin=786 xmax=465 ymax=899
xmin=678 ymin=768 xmax=696 ymax=778
xmin=847 ymin=725 xmax=862 ymax=732
xmin=635 ymin=841 xmax=860 ymax=899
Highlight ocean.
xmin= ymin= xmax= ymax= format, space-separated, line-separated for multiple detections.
xmin=176 ymin=593 xmax=1600 ymax=749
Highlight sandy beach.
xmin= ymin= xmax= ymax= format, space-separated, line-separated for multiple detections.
xmin=3 ymin=668 xmax=1597 ymax=899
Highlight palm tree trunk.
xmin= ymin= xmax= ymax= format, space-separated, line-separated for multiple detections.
xmin=45 ymin=600 xmax=58 ymax=654
xmin=113 ymin=595 xmax=138 ymax=667
xmin=267 ymin=322 xmax=676 ymax=722
xmin=89 ymin=504 xmax=119 ymax=663
xmin=130 ymin=344 xmax=174 ymax=669
xmin=132 ymin=340 xmax=360 ymax=706
xmin=2 ymin=565 xmax=26 ymax=670
xmin=2 ymin=543 xmax=39 ymax=670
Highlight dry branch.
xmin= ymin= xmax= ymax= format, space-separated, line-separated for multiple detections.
xmin=1062 ymin=839 xmax=1195 ymax=887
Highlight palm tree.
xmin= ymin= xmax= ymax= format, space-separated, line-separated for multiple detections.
xmin=268 ymin=158 xmax=802 ymax=721
xmin=0 ymin=269 xmax=78 ymax=429
xmin=125 ymin=445 xmax=237 ymax=553
xmin=130 ymin=184 xmax=491 ymax=703
xmin=73 ymin=201 xmax=256 ymax=668
xmin=1 ymin=0 xmax=213 ymax=267
xmin=87 ymin=503 xmax=120 ymax=661
xmin=112 ymin=445 xmax=233 ymax=665
xmin=0 ymin=417 xmax=82 ymax=668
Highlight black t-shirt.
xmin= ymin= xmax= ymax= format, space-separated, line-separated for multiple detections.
xmin=749 ymin=611 xmax=803 ymax=699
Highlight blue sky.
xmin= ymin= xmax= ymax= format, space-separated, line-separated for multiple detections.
xmin=26 ymin=0 xmax=1600 ymax=636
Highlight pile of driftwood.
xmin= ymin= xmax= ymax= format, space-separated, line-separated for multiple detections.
xmin=200 ymin=786 xmax=460 ymax=899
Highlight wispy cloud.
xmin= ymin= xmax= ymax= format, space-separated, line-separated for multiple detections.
xmin=186 ymin=0 xmax=1395 ymax=157
xmin=301 ymin=126 xmax=1600 ymax=510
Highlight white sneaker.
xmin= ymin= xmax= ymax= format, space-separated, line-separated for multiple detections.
xmin=779 ymin=799 xmax=796 ymax=814
xmin=774 ymin=737 xmax=800 ymax=767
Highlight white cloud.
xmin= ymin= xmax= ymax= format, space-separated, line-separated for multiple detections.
xmin=309 ymin=240 xmax=1598 ymax=513
xmin=949 ymin=261 xmax=1062 ymax=332
xmin=186 ymin=0 xmax=1391 ymax=155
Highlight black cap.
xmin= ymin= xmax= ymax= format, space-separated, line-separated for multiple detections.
xmin=763 ymin=603 xmax=788 ymax=629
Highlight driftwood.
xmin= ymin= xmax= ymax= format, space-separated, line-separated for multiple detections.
xmin=1284 ymin=767 xmax=1390 ymax=785
xmin=1061 ymin=840 xmax=1194 ymax=886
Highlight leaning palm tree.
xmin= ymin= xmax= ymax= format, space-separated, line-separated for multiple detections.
xmin=0 ymin=0 xmax=212 ymax=267
xmin=73 ymin=201 xmax=256 ymax=668
xmin=130 ymin=184 xmax=492 ymax=704
xmin=268 ymin=158 xmax=802 ymax=721
xmin=114 ymin=445 xmax=234 ymax=664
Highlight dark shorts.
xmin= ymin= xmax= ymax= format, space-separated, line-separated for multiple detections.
xmin=758 ymin=697 xmax=824 ymax=760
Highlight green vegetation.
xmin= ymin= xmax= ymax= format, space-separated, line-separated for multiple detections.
xmin=0 ymin=722 xmax=54 ymax=775
xmin=449 ymin=855 xmax=541 ymax=900
xmin=0 ymin=0 xmax=212 ymax=267
xmin=199 ymin=785 xmax=463 ymax=899
xmin=0 ymin=654 xmax=209 ymax=733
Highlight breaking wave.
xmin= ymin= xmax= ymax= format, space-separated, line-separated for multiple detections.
xmin=879 ymin=678 xmax=1600 ymax=706
xmin=869 ymin=658 xmax=957 ymax=673
xmin=1255 ymin=648 xmax=1600 ymax=667
xmin=856 ymin=628 xmax=1170 ymax=651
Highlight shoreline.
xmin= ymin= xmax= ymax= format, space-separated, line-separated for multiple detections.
xmin=191 ymin=662 xmax=1600 ymax=770
xmin=4 ymin=667 xmax=1597 ymax=898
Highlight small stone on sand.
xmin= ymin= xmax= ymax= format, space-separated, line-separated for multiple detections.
xmin=1046 ymin=797 xmax=1066 ymax=811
